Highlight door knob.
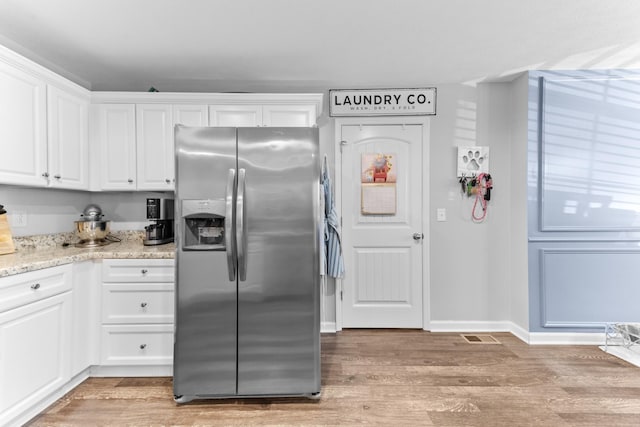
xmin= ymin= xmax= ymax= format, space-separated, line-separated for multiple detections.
xmin=412 ymin=233 xmax=424 ymax=241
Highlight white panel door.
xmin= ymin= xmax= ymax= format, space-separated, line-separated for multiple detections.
xmin=0 ymin=61 xmax=47 ymax=186
xmin=47 ymin=86 xmax=89 ymax=190
xmin=173 ymin=105 xmax=208 ymax=127
xmin=262 ymin=104 xmax=316 ymax=127
xmin=98 ymin=104 xmax=137 ymax=190
xmin=209 ymin=105 xmax=261 ymax=127
xmin=136 ymin=104 xmax=174 ymax=190
xmin=0 ymin=292 xmax=72 ymax=423
xmin=341 ymin=124 xmax=424 ymax=328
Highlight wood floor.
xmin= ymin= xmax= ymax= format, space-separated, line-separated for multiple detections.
xmin=28 ymin=330 xmax=640 ymax=426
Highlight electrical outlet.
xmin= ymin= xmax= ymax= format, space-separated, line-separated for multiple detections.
xmin=11 ymin=211 xmax=27 ymax=227
xmin=436 ymin=208 xmax=447 ymax=222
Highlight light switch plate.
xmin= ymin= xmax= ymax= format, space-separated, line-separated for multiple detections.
xmin=436 ymin=208 xmax=446 ymax=222
xmin=10 ymin=211 xmax=27 ymax=227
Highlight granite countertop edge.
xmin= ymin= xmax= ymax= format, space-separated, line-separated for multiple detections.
xmin=0 ymin=239 xmax=176 ymax=278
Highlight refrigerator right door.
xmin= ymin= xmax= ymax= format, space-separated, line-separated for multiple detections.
xmin=236 ymin=127 xmax=321 ymax=396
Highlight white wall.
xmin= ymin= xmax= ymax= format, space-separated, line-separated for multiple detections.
xmin=428 ymin=82 xmax=512 ymax=325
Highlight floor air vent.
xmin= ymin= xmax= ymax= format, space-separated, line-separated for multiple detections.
xmin=461 ymin=334 xmax=501 ymax=344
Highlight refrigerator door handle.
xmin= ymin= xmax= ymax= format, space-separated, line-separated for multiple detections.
xmin=237 ymin=168 xmax=248 ymax=281
xmin=225 ymin=168 xmax=236 ymax=281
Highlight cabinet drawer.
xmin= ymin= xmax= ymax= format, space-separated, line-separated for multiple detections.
xmin=102 ymin=259 xmax=174 ymax=283
xmin=0 ymin=264 xmax=72 ymax=312
xmin=101 ymin=325 xmax=173 ymax=365
xmin=102 ymin=283 xmax=174 ymax=324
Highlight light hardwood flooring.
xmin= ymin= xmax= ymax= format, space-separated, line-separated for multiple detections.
xmin=28 ymin=330 xmax=640 ymax=426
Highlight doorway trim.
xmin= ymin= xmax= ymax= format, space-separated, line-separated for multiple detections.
xmin=333 ymin=116 xmax=431 ymax=331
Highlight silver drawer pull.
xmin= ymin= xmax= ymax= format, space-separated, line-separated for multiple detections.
xmin=31 ymin=283 xmax=41 ymax=290
xmin=140 ymin=302 xmax=148 ymax=308
xmin=141 ymin=269 xmax=148 ymax=274
xmin=140 ymin=344 xmax=147 ymax=350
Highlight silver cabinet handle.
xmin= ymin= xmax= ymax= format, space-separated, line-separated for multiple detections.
xmin=225 ymin=168 xmax=237 ymax=281
xmin=128 ymin=179 xmax=134 ymax=183
xmin=165 ymin=179 xmax=171 ymax=184
xmin=30 ymin=283 xmax=41 ymax=290
xmin=42 ymin=172 xmax=49 ymax=178
xmin=412 ymin=233 xmax=424 ymax=241
xmin=140 ymin=302 xmax=147 ymax=308
xmin=54 ymin=174 xmax=61 ymax=179
xmin=141 ymin=269 xmax=148 ymax=274
xmin=139 ymin=344 xmax=147 ymax=350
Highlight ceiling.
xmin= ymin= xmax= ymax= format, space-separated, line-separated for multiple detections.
xmin=0 ymin=0 xmax=639 ymax=93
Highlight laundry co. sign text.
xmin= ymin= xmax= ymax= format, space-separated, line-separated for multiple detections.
xmin=329 ymin=88 xmax=436 ymax=117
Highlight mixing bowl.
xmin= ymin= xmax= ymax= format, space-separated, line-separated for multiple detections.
xmin=74 ymin=220 xmax=110 ymax=241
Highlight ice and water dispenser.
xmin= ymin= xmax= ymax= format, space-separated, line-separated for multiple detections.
xmin=181 ymin=199 xmax=227 ymax=250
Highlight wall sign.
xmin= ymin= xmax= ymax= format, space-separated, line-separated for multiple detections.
xmin=330 ymin=88 xmax=436 ymax=117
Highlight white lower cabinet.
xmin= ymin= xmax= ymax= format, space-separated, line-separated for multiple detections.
xmin=100 ymin=259 xmax=175 ymax=367
xmin=0 ymin=265 xmax=72 ymax=425
xmin=0 ymin=259 xmax=175 ymax=425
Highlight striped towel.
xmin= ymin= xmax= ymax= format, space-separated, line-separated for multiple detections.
xmin=322 ymin=156 xmax=345 ymax=278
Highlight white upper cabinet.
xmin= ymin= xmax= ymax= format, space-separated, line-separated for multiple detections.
xmin=173 ymin=104 xmax=208 ymax=127
xmin=90 ymin=94 xmax=322 ymax=191
xmin=0 ymin=60 xmax=47 ymax=187
xmin=47 ymin=86 xmax=89 ymax=190
xmin=262 ymin=104 xmax=317 ymax=127
xmin=209 ymin=103 xmax=317 ymax=127
xmin=97 ymin=104 xmax=137 ymax=190
xmin=209 ymin=105 xmax=262 ymax=127
xmin=136 ymin=104 xmax=174 ymax=191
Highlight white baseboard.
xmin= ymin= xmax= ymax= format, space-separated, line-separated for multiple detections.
xmin=321 ymin=321 xmax=337 ymax=333
xmin=429 ymin=320 xmax=513 ymax=333
xmin=427 ymin=320 xmax=605 ymax=345
xmin=90 ymin=364 xmax=173 ymax=377
xmin=528 ymin=332 xmax=605 ymax=345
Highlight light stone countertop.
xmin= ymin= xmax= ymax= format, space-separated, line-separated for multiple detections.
xmin=0 ymin=231 xmax=175 ymax=278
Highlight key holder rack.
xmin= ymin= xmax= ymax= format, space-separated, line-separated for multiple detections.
xmin=457 ymin=146 xmax=490 ymax=178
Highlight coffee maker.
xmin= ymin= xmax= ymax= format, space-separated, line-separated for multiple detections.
xmin=144 ymin=198 xmax=175 ymax=245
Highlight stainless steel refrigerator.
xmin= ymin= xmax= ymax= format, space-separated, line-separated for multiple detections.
xmin=172 ymin=126 xmax=321 ymax=402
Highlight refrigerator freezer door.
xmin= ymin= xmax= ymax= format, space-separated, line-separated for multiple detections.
xmin=173 ymin=126 xmax=238 ymax=398
xmin=236 ymin=127 xmax=321 ymax=396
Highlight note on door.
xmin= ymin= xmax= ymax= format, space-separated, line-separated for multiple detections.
xmin=361 ymin=184 xmax=396 ymax=215
xmin=361 ymin=153 xmax=396 ymax=215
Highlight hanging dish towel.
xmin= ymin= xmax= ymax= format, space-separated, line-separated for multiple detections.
xmin=322 ymin=155 xmax=345 ymax=278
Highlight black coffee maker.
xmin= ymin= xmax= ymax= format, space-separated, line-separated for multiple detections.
xmin=144 ymin=198 xmax=174 ymax=245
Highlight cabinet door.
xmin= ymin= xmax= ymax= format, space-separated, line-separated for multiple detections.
xmin=47 ymin=86 xmax=89 ymax=190
xmin=136 ymin=104 xmax=174 ymax=191
xmin=262 ymin=104 xmax=317 ymax=127
xmin=173 ymin=105 xmax=208 ymax=127
xmin=98 ymin=104 xmax=137 ymax=190
xmin=0 ymin=61 xmax=47 ymax=187
xmin=209 ymin=105 xmax=262 ymax=127
xmin=0 ymin=292 xmax=72 ymax=423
